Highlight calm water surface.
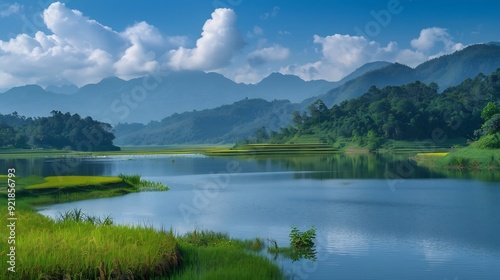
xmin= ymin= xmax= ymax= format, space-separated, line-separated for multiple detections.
xmin=3 ymin=154 xmax=500 ymax=279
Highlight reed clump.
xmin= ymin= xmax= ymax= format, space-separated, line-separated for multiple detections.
xmin=119 ymin=173 xmax=170 ymax=191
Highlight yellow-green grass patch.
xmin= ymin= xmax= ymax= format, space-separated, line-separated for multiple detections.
xmin=27 ymin=176 xmax=123 ymax=189
xmin=415 ymin=152 xmax=449 ymax=157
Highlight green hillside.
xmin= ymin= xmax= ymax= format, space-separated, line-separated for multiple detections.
xmin=272 ymin=68 xmax=500 ymax=150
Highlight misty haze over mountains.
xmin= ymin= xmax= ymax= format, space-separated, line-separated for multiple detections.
xmin=1 ymin=43 xmax=500 ymax=143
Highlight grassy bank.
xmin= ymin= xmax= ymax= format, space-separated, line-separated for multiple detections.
xmin=415 ymin=145 xmax=500 ymax=170
xmin=0 ymin=175 xmax=283 ymax=279
xmin=172 ymin=231 xmax=283 ymax=280
xmin=1 ymin=209 xmax=181 ymax=279
xmin=209 ymin=143 xmax=340 ymax=156
xmin=0 ymin=175 xmax=139 ymax=206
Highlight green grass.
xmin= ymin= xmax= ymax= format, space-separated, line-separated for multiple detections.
xmin=440 ymin=145 xmax=500 ymax=170
xmin=414 ymin=144 xmax=500 ymax=171
xmin=0 ymin=209 xmax=181 ymax=279
xmin=119 ymin=173 xmax=169 ymax=192
xmin=171 ymin=230 xmax=283 ymax=280
xmin=0 ymin=175 xmax=137 ymax=205
xmin=0 ymin=174 xmax=169 ymax=205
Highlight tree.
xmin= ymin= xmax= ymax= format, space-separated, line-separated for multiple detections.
xmin=307 ymin=99 xmax=328 ymax=123
xmin=291 ymin=111 xmax=303 ymax=128
xmin=481 ymin=102 xmax=500 ymax=121
xmin=0 ymin=122 xmax=15 ymax=147
xmin=481 ymin=114 xmax=500 ymax=135
xmin=255 ymin=126 xmax=269 ymax=143
xmin=0 ymin=111 xmax=120 ymax=151
xmin=475 ymin=103 xmax=500 ymax=148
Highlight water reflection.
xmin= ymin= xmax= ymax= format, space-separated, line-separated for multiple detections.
xmin=254 ymin=153 xmax=500 ymax=181
xmin=0 ymin=157 xmax=108 ymax=177
xmin=1 ymin=153 xmax=499 ymax=182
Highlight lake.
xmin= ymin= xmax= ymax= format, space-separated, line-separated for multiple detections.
xmin=3 ymin=153 xmax=500 ymax=279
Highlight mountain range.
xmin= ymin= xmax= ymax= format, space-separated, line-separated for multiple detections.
xmin=1 ymin=43 xmax=500 ymax=144
xmin=0 ymin=71 xmax=336 ymax=124
xmin=304 ymin=43 xmax=500 ymax=108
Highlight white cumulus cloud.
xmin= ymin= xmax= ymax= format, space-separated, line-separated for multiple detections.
xmin=281 ymin=28 xmax=465 ymax=82
xmin=167 ymin=8 xmax=244 ymax=71
xmin=0 ymin=2 xmax=244 ymax=89
xmin=281 ymin=34 xmax=398 ymax=81
xmin=43 ymin=2 xmax=123 ymax=55
xmin=411 ymin=27 xmax=464 ymax=52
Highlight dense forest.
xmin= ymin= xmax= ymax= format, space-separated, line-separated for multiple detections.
xmin=270 ymin=69 xmax=500 ymax=149
xmin=0 ymin=111 xmax=120 ymax=151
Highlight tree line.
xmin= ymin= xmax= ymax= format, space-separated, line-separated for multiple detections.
xmin=0 ymin=111 xmax=120 ymax=151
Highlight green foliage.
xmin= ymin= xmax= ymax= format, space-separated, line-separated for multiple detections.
xmin=482 ymin=114 xmax=500 ymax=135
xmin=476 ymin=133 xmax=500 ymax=149
xmin=138 ymin=179 xmax=170 ymax=191
xmin=481 ymin=102 xmax=500 ymax=121
xmin=288 ymin=226 xmax=317 ymax=262
xmin=474 ymin=102 xmax=500 ymax=148
xmin=0 ymin=110 xmax=120 ymax=151
xmin=118 ymin=173 xmax=169 ymax=191
xmin=289 ymin=226 xmax=316 ymax=249
xmin=271 ymin=69 xmax=500 ymax=146
xmin=118 ymin=173 xmax=141 ymax=185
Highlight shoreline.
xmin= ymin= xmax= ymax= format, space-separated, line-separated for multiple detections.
xmin=0 ymin=175 xmax=284 ymax=279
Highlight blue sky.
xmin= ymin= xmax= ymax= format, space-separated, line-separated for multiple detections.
xmin=0 ymin=0 xmax=498 ymax=90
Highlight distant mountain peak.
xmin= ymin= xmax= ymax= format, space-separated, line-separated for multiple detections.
xmin=5 ymin=84 xmax=45 ymax=94
xmin=259 ymin=72 xmax=304 ymax=84
xmin=45 ymin=84 xmax=79 ymax=95
xmin=99 ymin=76 xmax=126 ymax=83
xmin=336 ymin=61 xmax=392 ymax=84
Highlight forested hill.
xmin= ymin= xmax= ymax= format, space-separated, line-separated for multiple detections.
xmin=271 ymin=68 xmax=500 ymax=149
xmin=114 ymin=98 xmax=295 ymax=145
xmin=0 ymin=111 xmax=120 ymax=151
xmin=305 ymin=43 xmax=500 ymax=109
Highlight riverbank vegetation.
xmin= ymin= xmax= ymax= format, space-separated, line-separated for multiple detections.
xmin=0 ymin=174 xmax=169 ymax=209
xmin=0 ymin=175 xmax=285 ymax=279
xmin=415 ymin=102 xmax=500 ymax=170
xmin=172 ymin=230 xmax=283 ymax=279
xmin=1 ymin=208 xmax=181 ymax=279
xmin=415 ymin=145 xmax=500 ymax=171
